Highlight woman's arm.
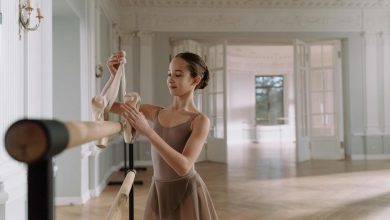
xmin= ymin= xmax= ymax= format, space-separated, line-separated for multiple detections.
xmin=121 ymin=104 xmax=210 ymax=176
xmin=110 ymin=103 xmax=162 ymax=121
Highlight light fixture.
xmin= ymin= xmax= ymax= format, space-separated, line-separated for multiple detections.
xmin=19 ymin=0 xmax=44 ymax=39
xmin=95 ymin=64 xmax=104 ymax=78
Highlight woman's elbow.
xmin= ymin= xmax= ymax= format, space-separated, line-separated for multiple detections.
xmin=176 ymin=163 xmax=193 ymax=177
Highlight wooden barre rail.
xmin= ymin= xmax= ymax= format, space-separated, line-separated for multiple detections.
xmin=4 ymin=119 xmax=122 ymax=163
xmin=3 ymin=119 xmax=132 ymax=220
xmin=106 ymin=171 xmax=136 ymax=220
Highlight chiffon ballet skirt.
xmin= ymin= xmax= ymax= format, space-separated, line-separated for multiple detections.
xmin=143 ymin=112 xmax=219 ymax=220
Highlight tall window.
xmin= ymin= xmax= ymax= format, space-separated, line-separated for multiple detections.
xmin=255 ymin=75 xmax=285 ymax=125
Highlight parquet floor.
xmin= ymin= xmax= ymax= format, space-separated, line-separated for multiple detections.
xmin=57 ymin=142 xmax=390 ymax=220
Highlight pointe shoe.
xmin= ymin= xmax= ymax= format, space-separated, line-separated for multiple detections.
xmin=91 ymin=54 xmax=128 ymax=148
xmin=91 ymin=95 xmax=108 ymax=121
xmin=91 ymin=58 xmax=127 ymax=148
xmin=91 ymin=96 xmax=109 ymax=148
xmin=122 ymin=92 xmax=141 ymax=143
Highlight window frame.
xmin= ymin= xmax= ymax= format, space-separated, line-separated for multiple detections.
xmin=255 ymin=74 xmax=286 ymax=126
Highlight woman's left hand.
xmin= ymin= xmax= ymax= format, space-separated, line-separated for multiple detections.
xmin=121 ymin=104 xmax=152 ymax=137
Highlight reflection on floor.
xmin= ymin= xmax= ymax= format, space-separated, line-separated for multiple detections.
xmin=56 ymin=142 xmax=390 ymax=220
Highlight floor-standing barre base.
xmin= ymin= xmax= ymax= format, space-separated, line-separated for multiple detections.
xmin=28 ymin=159 xmax=53 ymax=220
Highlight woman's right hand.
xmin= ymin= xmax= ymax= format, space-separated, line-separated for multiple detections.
xmin=107 ymin=51 xmax=126 ymax=75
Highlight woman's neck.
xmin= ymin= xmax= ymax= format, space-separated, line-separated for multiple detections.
xmin=170 ymin=96 xmax=197 ymax=112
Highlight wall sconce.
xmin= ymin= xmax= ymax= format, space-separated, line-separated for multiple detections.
xmin=95 ymin=64 xmax=104 ymax=78
xmin=19 ymin=0 xmax=44 ymax=39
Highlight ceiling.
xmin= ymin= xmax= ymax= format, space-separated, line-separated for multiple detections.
xmin=113 ymin=0 xmax=389 ymax=8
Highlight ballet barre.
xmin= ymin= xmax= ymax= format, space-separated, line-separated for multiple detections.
xmin=4 ymin=119 xmax=136 ymax=220
xmin=106 ymin=171 xmax=136 ymax=220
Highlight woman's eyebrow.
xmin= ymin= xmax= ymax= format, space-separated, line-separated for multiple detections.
xmin=169 ymin=69 xmax=184 ymax=73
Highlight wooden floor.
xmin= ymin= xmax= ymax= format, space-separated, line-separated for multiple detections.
xmin=57 ymin=142 xmax=390 ymax=220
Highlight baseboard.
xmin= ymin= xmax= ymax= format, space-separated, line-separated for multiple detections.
xmin=351 ymin=154 xmax=390 ymax=160
xmin=134 ymin=160 xmax=153 ymax=167
xmin=57 ymin=189 xmax=91 ymax=205
xmin=82 ymin=190 xmax=91 ymax=203
xmin=0 ymin=193 xmax=8 ymax=205
xmin=55 ymin=197 xmax=83 ymax=206
xmin=90 ymin=180 xmax=107 ymax=198
xmin=90 ymin=161 xmax=124 ymax=198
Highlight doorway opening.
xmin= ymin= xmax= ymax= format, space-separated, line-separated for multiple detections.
xmin=227 ymin=44 xmax=296 ymax=165
xmin=171 ymin=38 xmax=344 ymax=164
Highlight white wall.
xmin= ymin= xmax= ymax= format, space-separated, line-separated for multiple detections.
xmin=0 ymin=0 xmax=123 ymax=217
xmin=227 ymin=45 xmax=295 ymax=143
xmin=0 ymin=0 xmax=52 ymax=218
xmin=53 ymin=14 xmax=85 ymax=203
xmin=88 ymin=6 xmax=125 ymax=198
xmin=53 ymin=0 xmax=125 ymax=205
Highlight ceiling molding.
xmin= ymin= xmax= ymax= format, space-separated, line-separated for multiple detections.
xmin=115 ymin=0 xmax=390 ymax=9
xmin=130 ymin=8 xmax=364 ymax=33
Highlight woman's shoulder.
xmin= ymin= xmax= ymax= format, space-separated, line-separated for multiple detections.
xmin=140 ymin=104 xmax=164 ymax=121
xmin=190 ymin=112 xmax=210 ymax=130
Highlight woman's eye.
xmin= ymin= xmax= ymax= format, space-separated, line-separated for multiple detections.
xmin=175 ymin=74 xmax=182 ymax=77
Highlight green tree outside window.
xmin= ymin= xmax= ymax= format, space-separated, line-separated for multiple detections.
xmin=255 ymin=75 xmax=284 ymax=125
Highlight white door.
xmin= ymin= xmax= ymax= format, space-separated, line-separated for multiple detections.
xmin=294 ymin=39 xmax=344 ymax=161
xmin=204 ymin=42 xmax=227 ymax=163
xmin=294 ymin=39 xmax=311 ymax=162
xmin=308 ymin=40 xmax=344 ymax=159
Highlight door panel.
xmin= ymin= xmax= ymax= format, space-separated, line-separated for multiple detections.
xmin=308 ymin=41 xmax=344 ymax=159
xmin=294 ymin=39 xmax=344 ymax=161
xmin=294 ymin=39 xmax=311 ymax=162
xmin=205 ymin=42 xmax=227 ymax=163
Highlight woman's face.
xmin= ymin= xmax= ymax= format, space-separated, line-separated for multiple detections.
xmin=167 ymin=57 xmax=197 ymax=96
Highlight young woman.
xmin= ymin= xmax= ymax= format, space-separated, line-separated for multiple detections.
xmin=107 ymin=51 xmax=219 ymax=220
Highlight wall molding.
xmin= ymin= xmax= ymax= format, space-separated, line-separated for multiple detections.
xmin=134 ymin=160 xmax=153 ymax=167
xmin=55 ymin=189 xmax=90 ymax=206
xmin=0 ymin=165 xmax=27 ymax=204
xmin=352 ymin=132 xmax=390 ymax=136
xmin=351 ymin=154 xmax=390 ymax=160
xmin=138 ymin=31 xmax=155 ymax=103
xmin=0 ymin=181 xmax=9 ymax=205
xmin=130 ymin=8 xmax=365 ymax=32
xmin=115 ymin=0 xmax=390 ymax=9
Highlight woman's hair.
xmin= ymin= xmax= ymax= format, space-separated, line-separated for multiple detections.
xmin=174 ymin=52 xmax=210 ymax=90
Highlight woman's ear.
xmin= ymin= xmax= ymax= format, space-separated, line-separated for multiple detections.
xmin=192 ymin=75 xmax=201 ymax=86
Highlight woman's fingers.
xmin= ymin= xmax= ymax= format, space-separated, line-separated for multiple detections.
xmin=123 ymin=112 xmax=135 ymax=124
xmin=121 ymin=105 xmax=137 ymax=118
xmin=122 ymin=103 xmax=137 ymax=112
xmin=113 ymin=51 xmax=126 ymax=58
xmin=107 ymin=55 xmax=126 ymax=75
xmin=125 ymin=105 xmax=139 ymax=118
xmin=107 ymin=51 xmax=126 ymax=69
xmin=108 ymin=57 xmax=125 ymax=65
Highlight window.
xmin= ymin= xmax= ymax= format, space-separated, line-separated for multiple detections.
xmin=255 ymin=75 xmax=285 ymax=125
